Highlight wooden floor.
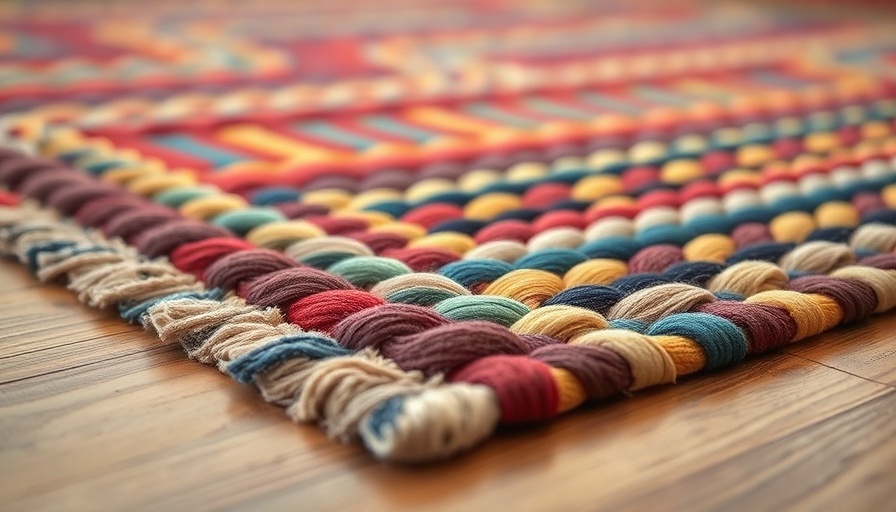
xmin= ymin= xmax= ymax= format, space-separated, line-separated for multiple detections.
xmin=1 ymin=258 xmax=894 ymax=512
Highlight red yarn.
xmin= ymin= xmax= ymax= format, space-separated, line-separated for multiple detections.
xmin=449 ymin=355 xmax=559 ymax=424
xmin=381 ymin=247 xmax=460 ymax=271
xmin=170 ymin=237 xmax=255 ymax=278
xmin=287 ymin=289 xmax=385 ymax=334
xmin=679 ymin=181 xmax=720 ymax=203
xmin=521 ymin=183 xmax=572 ymax=209
xmin=0 ymin=190 xmax=20 ymax=206
xmin=637 ymin=189 xmax=680 ymax=210
xmin=531 ymin=209 xmax=587 ymax=232
xmin=401 ymin=203 xmax=465 ymax=229
xmin=473 ymin=219 xmax=535 ymax=244
xmin=584 ymin=203 xmax=640 ymax=223
xmin=700 ymin=151 xmax=735 ymax=175
xmin=620 ymin=166 xmax=660 ymax=192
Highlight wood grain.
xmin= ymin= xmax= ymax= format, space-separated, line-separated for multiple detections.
xmin=1 ymin=258 xmax=894 ymax=512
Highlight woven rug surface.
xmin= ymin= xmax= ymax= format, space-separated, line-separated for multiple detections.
xmin=2 ymin=0 xmax=896 ymax=462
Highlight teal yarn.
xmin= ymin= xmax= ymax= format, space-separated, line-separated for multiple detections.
xmin=439 ymin=259 xmax=513 ymax=289
xmin=327 ymin=256 xmax=412 ymax=289
xmin=387 ymin=287 xmax=460 ymax=306
xmin=645 ymin=312 xmax=749 ymax=370
xmin=299 ymin=251 xmax=358 ymax=269
xmin=154 ymin=186 xmax=217 ymax=207
xmin=434 ymin=296 xmax=531 ymax=327
xmin=513 ymin=248 xmax=588 ymax=275
xmin=580 ymin=236 xmax=643 ymax=259
xmin=608 ymin=318 xmax=648 ymax=333
xmin=212 ymin=207 xmax=286 ymax=236
xmin=634 ymin=225 xmax=697 ymax=246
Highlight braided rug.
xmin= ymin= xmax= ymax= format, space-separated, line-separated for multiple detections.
xmin=2 ymin=0 xmax=896 ymax=462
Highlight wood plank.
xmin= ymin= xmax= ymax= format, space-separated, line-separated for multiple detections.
xmin=782 ymin=319 xmax=896 ymax=387
xmin=1 ymin=256 xmax=896 ymax=511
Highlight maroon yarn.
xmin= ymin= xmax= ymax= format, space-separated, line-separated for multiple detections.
xmin=531 ymin=344 xmax=632 ymax=399
xmin=383 ymin=321 xmax=529 ymax=376
xmin=135 ymin=220 xmax=234 ymax=258
xmin=169 ymin=237 xmax=255 ymax=278
xmin=628 ymin=244 xmax=684 ymax=273
xmin=519 ymin=334 xmax=564 ymax=351
xmin=381 ymin=247 xmax=460 ymax=272
xmin=731 ymin=223 xmax=774 ymax=248
xmin=16 ymin=169 xmax=91 ymax=201
xmin=307 ymin=216 xmax=369 ymax=235
xmin=858 ymin=253 xmax=896 ymax=270
xmin=243 ymin=267 xmax=353 ymax=309
xmin=449 ymin=355 xmax=559 ymax=424
xmin=852 ymin=192 xmax=886 ymax=217
xmin=44 ymin=181 xmax=120 ymax=215
xmin=0 ymin=155 xmax=65 ymax=189
xmin=301 ymin=175 xmax=360 ymax=193
xmin=286 ymin=289 xmax=385 ymax=334
xmin=102 ymin=205 xmax=181 ymax=241
xmin=788 ymin=275 xmax=878 ymax=324
xmin=349 ymin=231 xmax=409 ymax=254
xmin=330 ymin=303 xmax=449 ymax=351
xmin=276 ymin=202 xmax=330 ymax=219
xmin=75 ymin=195 xmax=149 ymax=227
xmin=204 ymin=250 xmax=301 ymax=292
xmin=695 ymin=301 xmax=797 ymax=353
xmin=360 ymin=170 xmax=415 ymax=191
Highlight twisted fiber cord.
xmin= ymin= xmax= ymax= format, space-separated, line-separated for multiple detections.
xmin=5 ymin=186 xmax=893 ymax=462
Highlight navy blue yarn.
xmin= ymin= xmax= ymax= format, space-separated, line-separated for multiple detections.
xmin=663 ymin=261 xmax=724 ymax=286
xmin=492 ymin=208 xmax=543 ymax=222
xmin=862 ymin=209 xmax=896 ymax=225
xmin=25 ymin=240 xmax=77 ymax=271
xmin=429 ymin=218 xmax=487 ymax=235
xmin=579 ymin=236 xmax=642 ymax=259
xmin=550 ymin=199 xmax=593 ymax=211
xmin=645 ymin=312 xmax=748 ymax=370
xmin=542 ymin=285 xmax=624 ymax=314
xmin=415 ymin=190 xmax=471 ymax=207
xmin=438 ymin=259 xmax=513 ymax=288
xmin=612 ymin=273 xmax=672 ymax=293
xmin=118 ymin=288 xmax=225 ymax=324
xmin=513 ymin=248 xmax=587 ymax=275
xmin=726 ymin=242 xmax=796 ymax=264
xmin=228 ymin=333 xmax=352 ymax=384
xmin=806 ymin=227 xmax=853 ymax=244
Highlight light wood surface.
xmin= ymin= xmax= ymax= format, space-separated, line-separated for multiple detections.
xmin=1 ymin=258 xmax=894 ymax=512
